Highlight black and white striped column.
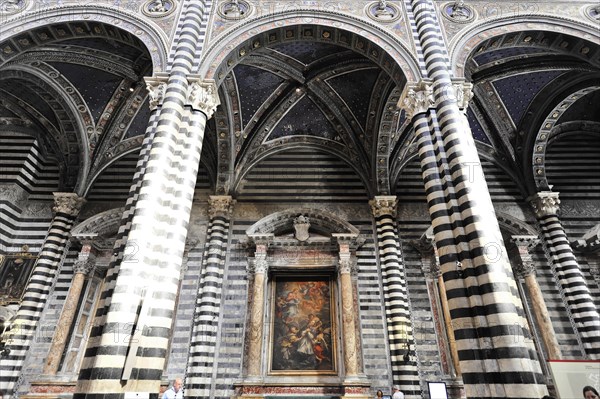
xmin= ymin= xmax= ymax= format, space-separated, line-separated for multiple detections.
xmin=186 ymin=195 xmax=234 ymax=397
xmin=369 ymin=196 xmax=419 ymax=395
xmin=404 ymin=0 xmax=548 ymax=393
xmin=74 ymin=2 xmax=218 ymax=395
xmin=0 ymin=193 xmax=84 ymax=398
xmin=530 ymin=192 xmax=600 ymax=358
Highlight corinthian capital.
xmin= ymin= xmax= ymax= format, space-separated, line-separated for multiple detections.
xmin=52 ymin=192 xmax=85 ymax=216
xmin=529 ymin=191 xmax=560 ymax=218
xmin=208 ymin=195 xmax=235 ymax=219
xmin=369 ymin=195 xmax=398 ymax=218
xmin=398 ymin=81 xmax=434 ymax=120
xmin=187 ymin=77 xmax=220 ymax=118
xmin=144 ymin=74 xmax=168 ymax=110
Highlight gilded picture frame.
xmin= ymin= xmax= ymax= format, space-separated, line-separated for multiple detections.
xmin=268 ymin=273 xmax=337 ymax=375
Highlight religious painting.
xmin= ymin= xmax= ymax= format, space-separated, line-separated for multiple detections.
xmin=269 ymin=274 xmax=336 ymax=374
xmin=0 ymin=254 xmax=36 ymax=305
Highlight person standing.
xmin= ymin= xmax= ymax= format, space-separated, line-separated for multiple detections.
xmin=162 ymin=378 xmax=183 ymax=399
xmin=392 ymin=385 xmax=405 ymax=399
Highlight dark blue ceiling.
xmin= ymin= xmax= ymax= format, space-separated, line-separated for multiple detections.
xmin=268 ymin=95 xmax=337 ymax=141
xmin=271 ymin=42 xmax=345 ymax=65
xmin=234 ymin=64 xmax=285 ymax=128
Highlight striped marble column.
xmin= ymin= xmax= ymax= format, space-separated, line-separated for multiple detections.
xmin=186 ymin=195 xmax=235 ymax=397
xmin=0 ymin=192 xmax=84 ymax=398
xmin=43 ymin=240 xmax=97 ymax=375
xmin=74 ymin=3 xmax=219 ymax=394
xmin=405 ymin=2 xmax=548 ymax=395
xmin=75 ymin=106 xmax=160 ymax=393
xmin=369 ymin=196 xmax=418 ymax=395
xmin=530 ymin=192 xmax=600 ymax=358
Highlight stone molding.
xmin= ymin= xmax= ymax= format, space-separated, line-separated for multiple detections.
xmin=369 ymin=195 xmax=398 ymax=218
xmin=529 ymin=191 xmax=560 ymax=218
xmin=52 ymin=192 xmax=85 ymax=216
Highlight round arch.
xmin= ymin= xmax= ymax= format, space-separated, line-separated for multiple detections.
xmin=0 ymin=5 xmax=169 ymax=72
xmin=198 ymin=10 xmax=421 ymax=84
xmin=448 ymin=16 xmax=600 ymax=78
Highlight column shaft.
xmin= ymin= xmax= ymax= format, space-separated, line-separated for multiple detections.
xmin=247 ymin=271 xmax=266 ymax=376
xmin=0 ymin=193 xmax=84 ymax=398
xmin=437 ymin=274 xmax=461 ymax=375
xmin=531 ymin=193 xmax=600 ymax=358
xmin=370 ymin=196 xmax=418 ymax=394
xmin=406 ymin=1 xmax=547 ymax=394
xmin=186 ymin=196 xmax=234 ymax=397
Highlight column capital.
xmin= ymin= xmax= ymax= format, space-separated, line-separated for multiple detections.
xmin=510 ymin=235 xmax=539 ymax=278
xmin=529 ymin=191 xmax=560 ymax=218
xmin=337 ymin=253 xmax=357 ymax=276
xmin=208 ymin=195 xmax=235 ymax=219
xmin=369 ymin=195 xmax=398 ymax=218
xmin=450 ymin=79 xmax=474 ymax=111
xmin=73 ymin=242 xmax=97 ymax=276
xmin=187 ymin=76 xmax=220 ymax=118
xmin=52 ymin=192 xmax=85 ymax=216
xmin=398 ymin=80 xmax=434 ymax=120
xmin=144 ymin=73 xmax=168 ymax=110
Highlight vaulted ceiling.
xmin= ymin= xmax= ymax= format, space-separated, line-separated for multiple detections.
xmin=0 ymin=22 xmax=598 ymax=205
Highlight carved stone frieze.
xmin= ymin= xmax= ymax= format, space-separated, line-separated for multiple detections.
xmin=369 ymin=195 xmax=398 ymax=218
xmin=398 ymin=81 xmax=434 ymax=121
xmin=52 ymin=193 xmax=85 ymax=216
xmin=529 ymin=191 xmax=560 ymax=218
xmin=208 ymin=195 xmax=235 ymax=219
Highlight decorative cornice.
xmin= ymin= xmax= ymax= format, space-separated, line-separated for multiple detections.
xmin=529 ymin=191 xmax=560 ymax=218
xmin=52 ymin=193 xmax=85 ymax=216
xmin=398 ymin=81 xmax=434 ymax=121
xmin=369 ymin=195 xmax=398 ymax=218
xmin=187 ymin=77 xmax=220 ymax=118
xmin=510 ymin=235 xmax=541 ymax=251
xmin=208 ymin=195 xmax=235 ymax=219
xmin=144 ymin=74 xmax=168 ymax=110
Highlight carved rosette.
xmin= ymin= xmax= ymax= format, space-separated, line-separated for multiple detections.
xmin=208 ymin=195 xmax=235 ymax=219
xmin=187 ymin=78 xmax=220 ymax=118
xmin=0 ymin=0 xmax=26 ymax=14
xmin=144 ymin=74 xmax=168 ymax=110
xmin=529 ymin=191 xmax=561 ymax=218
xmin=398 ymin=81 xmax=434 ymax=121
xmin=52 ymin=193 xmax=85 ymax=216
xmin=369 ymin=195 xmax=398 ymax=218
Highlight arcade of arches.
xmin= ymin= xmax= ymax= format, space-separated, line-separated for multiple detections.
xmin=0 ymin=1 xmax=598 ymax=399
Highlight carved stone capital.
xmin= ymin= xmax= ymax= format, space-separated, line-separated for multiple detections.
xmin=254 ymin=254 xmax=269 ymax=275
xmin=398 ymin=81 xmax=434 ymax=120
xmin=451 ymin=79 xmax=474 ymax=111
xmin=52 ymin=193 xmax=85 ymax=216
xmin=369 ymin=195 xmax=398 ymax=218
xmin=529 ymin=191 xmax=560 ymax=218
xmin=144 ymin=74 xmax=168 ymax=110
xmin=187 ymin=77 xmax=220 ymax=118
xmin=208 ymin=195 xmax=235 ymax=219
xmin=338 ymin=254 xmax=356 ymax=275
xmin=73 ymin=243 xmax=96 ymax=276
xmin=510 ymin=235 xmax=539 ymax=277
